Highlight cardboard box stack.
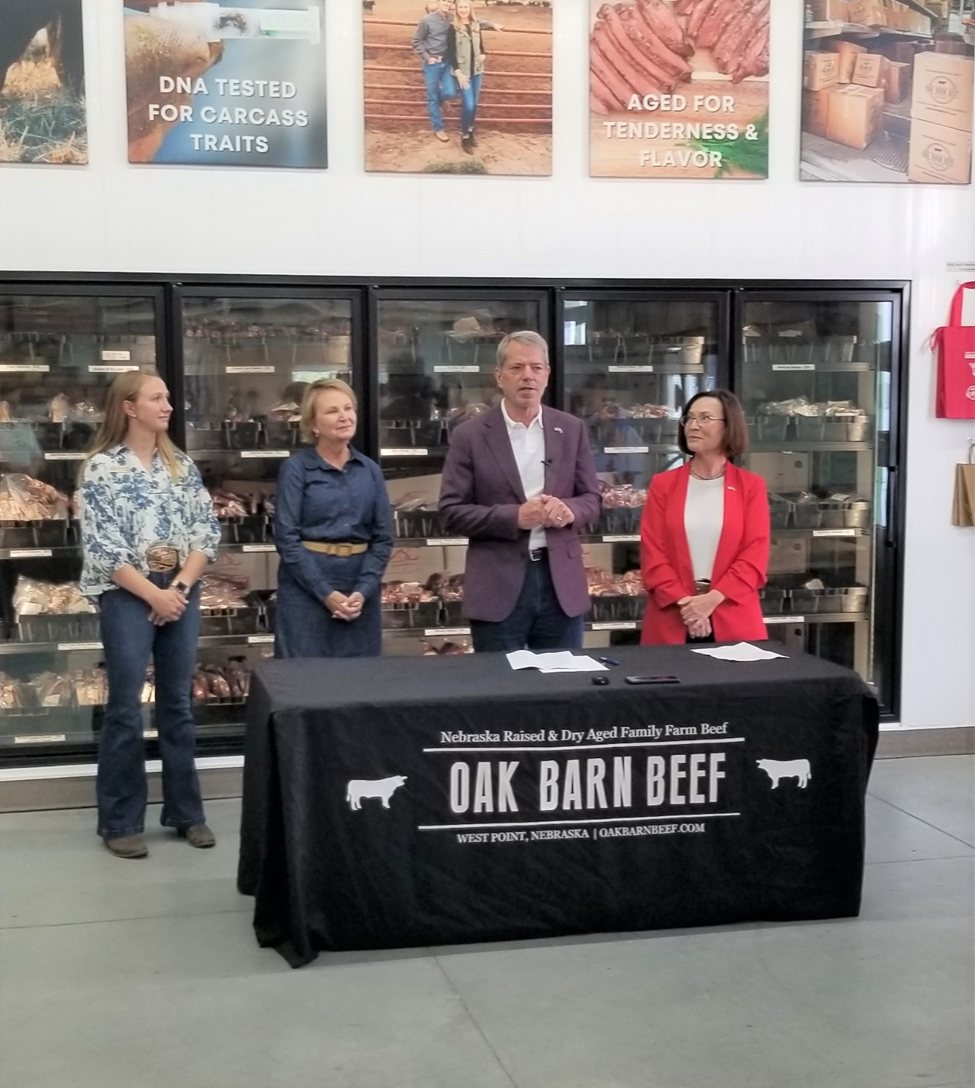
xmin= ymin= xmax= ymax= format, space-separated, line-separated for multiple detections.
xmin=846 ymin=0 xmax=932 ymax=33
xmin=826 ymin=39 xmax=868 ymax=83
xmin=805 ymin=43 xmax=890 ymax=148
xmin=908 ymin=52 xmax=975 ymax=183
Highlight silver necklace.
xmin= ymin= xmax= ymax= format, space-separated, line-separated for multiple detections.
xmin=689 ymin=461 xmax=726 ymax=481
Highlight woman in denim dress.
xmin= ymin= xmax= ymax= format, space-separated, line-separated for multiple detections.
xmin=273 ymin=379 xmax=393 ymax=659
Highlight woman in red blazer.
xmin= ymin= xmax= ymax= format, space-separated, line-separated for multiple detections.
xmin=640 ymin=390 xmax=770 ymax=645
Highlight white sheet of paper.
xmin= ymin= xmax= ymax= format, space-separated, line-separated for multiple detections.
xmin=690 ymin=642 xmax=787 ymax=662
xmin=506 ymin=650 xmax=608 ymax=673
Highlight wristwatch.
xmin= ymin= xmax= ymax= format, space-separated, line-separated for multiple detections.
xmin=172 ymin=579 xmax=191 ymax=597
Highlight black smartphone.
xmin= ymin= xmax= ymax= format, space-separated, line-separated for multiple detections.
xmin=625 ymin=675 xmax=680 ymax=685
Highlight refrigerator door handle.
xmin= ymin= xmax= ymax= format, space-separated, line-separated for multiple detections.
xmin=885 ymin=465 xmax=898 ymax=548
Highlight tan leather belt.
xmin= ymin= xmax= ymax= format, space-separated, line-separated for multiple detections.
xmin=302 ymin=541 xmax=368 ymax=557
xmin=146 ymin=545 xmax=179 ymax=573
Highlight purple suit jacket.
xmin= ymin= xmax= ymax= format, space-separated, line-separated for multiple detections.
xmin=439 ymin=404 xmax=601 ymax=622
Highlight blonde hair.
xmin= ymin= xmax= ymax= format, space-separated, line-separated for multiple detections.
xmin=453 ymin=0 xmax=475 ymax=29
xmin=84 ymin=370 xmax=182 ymax=480
xmin=299 ymin=378 xmax=358 ymax=444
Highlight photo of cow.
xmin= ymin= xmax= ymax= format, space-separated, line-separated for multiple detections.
xmin=0 ymin=0 xmax=87 ymax=164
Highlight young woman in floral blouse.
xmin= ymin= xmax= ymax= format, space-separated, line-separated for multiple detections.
xmin=79 ymin=371 xmax=220 ymax=860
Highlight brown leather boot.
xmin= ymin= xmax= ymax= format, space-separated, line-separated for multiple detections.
xmin=179 ymin=823 xmax=216 ymax=848
xmin=104 ymin=835 xmax=148 ymax=859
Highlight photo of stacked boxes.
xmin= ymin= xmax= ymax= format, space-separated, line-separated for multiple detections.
xmin=800 ymin=0 xmax=973 ymax=183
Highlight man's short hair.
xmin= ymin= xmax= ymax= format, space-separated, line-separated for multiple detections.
xmin=496 ymin=330 xmax=550 ymax=370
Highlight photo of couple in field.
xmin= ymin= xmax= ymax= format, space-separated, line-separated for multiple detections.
xmin=0 ymin=0 xmax=86 ymax=164
xmin=363 ymin=0 xmax=553 ymax=175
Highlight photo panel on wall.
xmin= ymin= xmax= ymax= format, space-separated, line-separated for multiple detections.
xmin=800 ymin=0 xmax=973 ymax=184
xmin=0 ymin=0 xmax=87 ymax=164
xmin=122 ymin=0 xmax=328 ymax=168
xmin=363 ymin=0 xmax=553 ymax=176
xmin=589 ymin=0 xmax=770 ymax=179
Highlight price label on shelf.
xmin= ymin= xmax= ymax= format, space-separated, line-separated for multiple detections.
xmin=434 ymin=365 xmax=480 ymax=373
xmin=426 ymin=538 xmax=467 ymax=547
xmin=381 ymin=448 xmax=429 ymax=457
xmin=45 ymin=452 xmax=85 ymax=461
xmin=771 ymin=365 xmax=816 ymax=371
xmin=601 ymin=535 xmax=639 ymax=543
xmin=57 ymin=641 xmax=103 ymax=651
xmin=90 ymin=364 xmax=140 ymax=373
xmin=226 ymin=366 xmax=275 ymax=374
xmin=14 ymin=734 xmax=66 ymax=744
xmin=241 ymin=544 xmax=276 ymax=553
xmin=239 ymin=450 xmax=290 ymax=458
xmin=603 ymin=446 xmax=649 ymax=454
xmin=9 ymin=549 xmax=52 ymax=559
xmin=608 ymin=365 xmax=654 ymax=373
xmin=763 ymin=616 xmax=804 ymax=625
xmin=101 ymin=350 xmax=131 ymax=361
xmin=813 ymin=529 xmax=857 ymax=538
xmin=0 ymin=364 xmax=49 ymax=372
xmin=247 ymin=635 xmax=275 ymax=644
xmin=590 ymin=621 xmax=638 ymax=631
xmin=424 ymin=627 xmax=470 ymax=637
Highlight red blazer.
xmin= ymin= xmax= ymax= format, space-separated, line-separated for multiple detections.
xmin=640 ymin=462 xmax=770 ymax=645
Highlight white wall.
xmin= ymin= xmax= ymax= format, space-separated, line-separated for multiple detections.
xmin=0 ymin=2 xmax=972 ymax=728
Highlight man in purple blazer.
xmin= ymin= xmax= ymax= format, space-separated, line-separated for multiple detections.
xmin=439 ymin=331 xmax=601 ymax=652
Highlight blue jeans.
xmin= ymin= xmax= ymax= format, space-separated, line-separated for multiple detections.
xmin=422 ymin=60 xmax=457 ymax=133
xmin=459 ymin=72 xmax=483 ymax=134
xmin=470 ymin=553 xmax=584 ymax=653
xmin=96 ymin=575 xmax=205 ymax=839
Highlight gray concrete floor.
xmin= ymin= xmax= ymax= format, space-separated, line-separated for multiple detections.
xmin=0 ymin=755 xmax=972 ymax=1088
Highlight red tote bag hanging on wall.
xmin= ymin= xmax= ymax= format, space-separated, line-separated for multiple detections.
xmin=934 ymin=282 xmax=975 ymax=419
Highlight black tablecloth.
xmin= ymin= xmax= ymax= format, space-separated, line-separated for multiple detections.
xmin=237 ymin=645 xmax=878 ymax=967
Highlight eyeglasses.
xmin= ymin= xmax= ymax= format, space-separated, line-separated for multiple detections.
xmin=681 ymin=414 xmax=725 ymax=427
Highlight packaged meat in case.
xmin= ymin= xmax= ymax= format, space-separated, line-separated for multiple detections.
xmin=381 ymin=580 xmax=440 ymax=629
xmin=70 ymin=667 xmax=109 ymax=707
xmin=13 ymin=577 xmax=96 ymax=642
xmin=587 ymin=567 xmax=646 ymax=622
xmin=598 ymin=483 xmax=646 ymax=535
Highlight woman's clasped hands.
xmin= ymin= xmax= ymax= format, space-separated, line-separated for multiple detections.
xmin=148 ymin=585 xmax=187 ymax=627
xmin=325 ymin=590 xmax=364 ymax=622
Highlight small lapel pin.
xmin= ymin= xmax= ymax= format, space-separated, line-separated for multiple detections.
xmin=728 ymin=485 xmax=736 ymax=490
xmin=554 ymin=426 xmax=563 ymax=433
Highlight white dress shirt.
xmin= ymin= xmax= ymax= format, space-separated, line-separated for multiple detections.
xmin=684 ymin=475 xmax=725 ymax=583
xmin=501 ymin=399 xmax=547 ymax=551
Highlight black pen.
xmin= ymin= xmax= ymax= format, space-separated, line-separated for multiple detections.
xmin=598 ymin=657 xmax=619 ymax=666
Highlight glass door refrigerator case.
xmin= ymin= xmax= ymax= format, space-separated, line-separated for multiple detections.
xmin=173 ymin=287 xmax=361 ymax=746
xmin=371 ymin=289 xmax=548 ymax=656
xmin=0 ymin=287 xmax=164 ymax=765
xmin=558 ymin=291 xmax=728 ymax=646
xmin=735 ymin=290 xmax=902 ymax=712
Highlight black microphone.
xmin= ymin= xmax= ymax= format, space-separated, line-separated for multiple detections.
xmin=541 ymin=458 xmax=553 ymax=466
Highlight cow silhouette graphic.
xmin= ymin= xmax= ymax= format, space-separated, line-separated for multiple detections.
xmin=346 ymin=775 xmax=408 ymax=810
xmin=756 ymin=758 xmax=811 ymax=789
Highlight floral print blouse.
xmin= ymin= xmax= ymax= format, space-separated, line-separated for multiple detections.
xmin=79 ymin=444 xmax=220 ymax=595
